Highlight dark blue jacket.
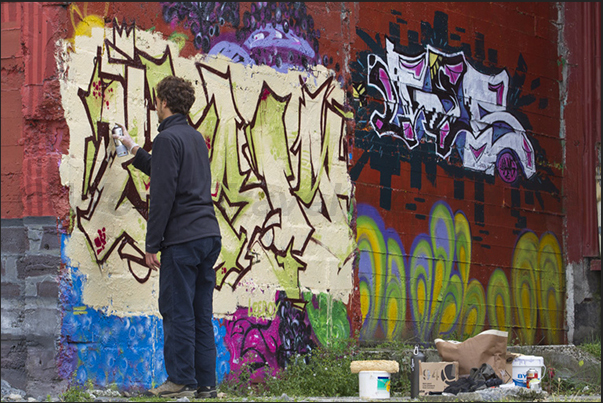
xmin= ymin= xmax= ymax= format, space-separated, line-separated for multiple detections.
xmin=132 ymin=114 xmax=221 ymax=253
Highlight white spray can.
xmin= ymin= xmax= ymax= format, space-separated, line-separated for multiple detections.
xmin=112 ymin=124 xmax=128 ymax=157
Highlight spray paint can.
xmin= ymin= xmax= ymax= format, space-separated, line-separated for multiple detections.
xmin=112 ymin=124 xmax=128 ymax=157
xmin=411 ymin=345 xmax=425 ymax=398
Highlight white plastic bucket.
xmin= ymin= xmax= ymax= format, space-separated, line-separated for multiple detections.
xmin=512 ymin=355 xmax=546 ymax=387
xmin=359 ymin=370 xmax=391 ymax=399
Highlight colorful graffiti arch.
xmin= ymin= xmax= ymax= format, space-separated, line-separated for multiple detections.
xmin=356 ymin=202 xmax=564 ymax=345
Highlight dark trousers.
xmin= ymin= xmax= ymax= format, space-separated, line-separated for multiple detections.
xmin=159 ymin=236 xmax=222 ymax=388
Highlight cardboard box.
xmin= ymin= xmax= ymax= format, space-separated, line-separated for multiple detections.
xmin=419 ymin=361 xmax=459 ymax=396
xmin=502 ymin=352 xmax=523 ymax=384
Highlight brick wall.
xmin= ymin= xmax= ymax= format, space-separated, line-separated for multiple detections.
xmin=1 ymin=217 xmax=67 ymax=398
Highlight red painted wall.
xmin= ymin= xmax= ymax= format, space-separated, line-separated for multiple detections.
xmin=1 ymin=2 xmax=25 ymax=218
xmin=563 ymin=2 xmax=601 ymax=265
xmin=351 ymin=2 xmax=562 ymax=246
xmin=1 ymin=2 xmax=70 ymax=220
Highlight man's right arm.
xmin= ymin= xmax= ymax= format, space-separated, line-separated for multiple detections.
xmin=132 ymin=147 xmax=152 ymax=176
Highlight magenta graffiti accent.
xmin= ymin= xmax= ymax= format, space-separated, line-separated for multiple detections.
xmin=224 ymin=307 xmax=280 ymax=380
xmin=403 ymin=122 xmax=414 ymax=140
xmin=439 ymin=121 xmax=450 ymax=148
xmin=222 ymin=292 xmax=315 ymax=381
xmin=522 ymin=138 xmax=533 ymax=168
xmin=497 ymin=151 xmax=519 ymax=183
xmin=379 ymin=68 xmax=394 ymax=101
xmin=400 ymin=58 xmax=425 ymax=79
xmin=470 ymin=144 xmax=487 ymax=160
xmin=444 ymin=62 xmax=463 ymax=85
xmin=488 ymin=82 xmax=505 ymax=106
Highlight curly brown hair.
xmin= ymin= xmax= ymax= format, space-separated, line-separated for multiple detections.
xmin=155 ymin=76 xmax=196 ymax=115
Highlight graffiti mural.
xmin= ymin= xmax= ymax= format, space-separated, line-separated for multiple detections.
xmin=356 ymin=205 xmax=406 ymax=341
xmin=59 ymin=19 xmax=354 ymax=309
xmin=351 ymin=10 xmax=560 ymax=218
xmin=367 ymin=39 xmax=536 ymax=183
xmin=357 ymin=202 xmax=565 ymax=345
xmin=511 ymin=231 xmax=565 ymax=345
xmin=221 ymin=290 xmax=350 ymax=382
xmin=53 ymin=3 xmax=567 ymax=393
xmin=161 ymin=2 xmax=326 ymax=72
xmin=350 ymin=8 xmax=564 ymax=347
xmin=59 ymin=254 xmax=167 ymax=389
xmin=58 ymin=3 xmax=354 ymax=390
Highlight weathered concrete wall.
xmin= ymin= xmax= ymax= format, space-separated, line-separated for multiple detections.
xmin=1 ymin=1 xmax=599 ymax=397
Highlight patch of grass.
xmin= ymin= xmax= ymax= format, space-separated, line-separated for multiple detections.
xmin=59 ymin=384 xmax=92 ymax=402
xmin=218 ymin=357 xmax=259 ymax=397
xmin=543 ymin=375 xmax=600 ymax=397
xmin=544 ymin=361 xmax=601 ymax=398
xmin=264 ymin=338 xmax=370 ymax=397
xmin=578 ymin=336 xmax=601 ymax=360
xmin=59 ymin=379 xmax=95 ymax=402
xmin=218 ymin=337 xmax=372 ymax=398
xmin=361 ymin=338 xmax=413 ymax=396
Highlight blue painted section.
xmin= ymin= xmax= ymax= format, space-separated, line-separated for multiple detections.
xmin=59 ymin=258 xmax=167 ymax=390
xmin=59 ymin=234 xmax=231 ymax=390
xmin=214 ymin=318 xmax=231 ymax=384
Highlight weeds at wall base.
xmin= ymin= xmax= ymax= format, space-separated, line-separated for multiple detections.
xmin=55 ymin=338 xmax=600 ymax=401
xmin=578 ymin=336 xmax=601 ymax=360
xmin=217 ymin=337 xmax=600 ymax=399
xmin=58 ymin=385 xmax=92 ymax=402
xmin=216 ymin=337 xmax=415 ymax=398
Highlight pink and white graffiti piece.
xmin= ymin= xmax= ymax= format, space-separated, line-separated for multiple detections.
xmin=367 ymin=37 xmax=536 ymax=182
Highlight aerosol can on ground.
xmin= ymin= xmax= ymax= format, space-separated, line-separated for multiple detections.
xmin=411 ymin=345 xmax=425 ymax=398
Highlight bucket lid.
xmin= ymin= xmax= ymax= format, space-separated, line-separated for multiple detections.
xmin=358 ymin=370 xmax=391 ymax=376
xmin=512 ymin=355 xmax=544 ymax=366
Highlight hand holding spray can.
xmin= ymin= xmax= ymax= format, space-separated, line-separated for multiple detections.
xmin=112 ymin=124 xmax=128 ymax=157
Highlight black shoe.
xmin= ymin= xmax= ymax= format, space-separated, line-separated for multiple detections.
xmin=196 ymin=385 xmax=217 ymax=398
